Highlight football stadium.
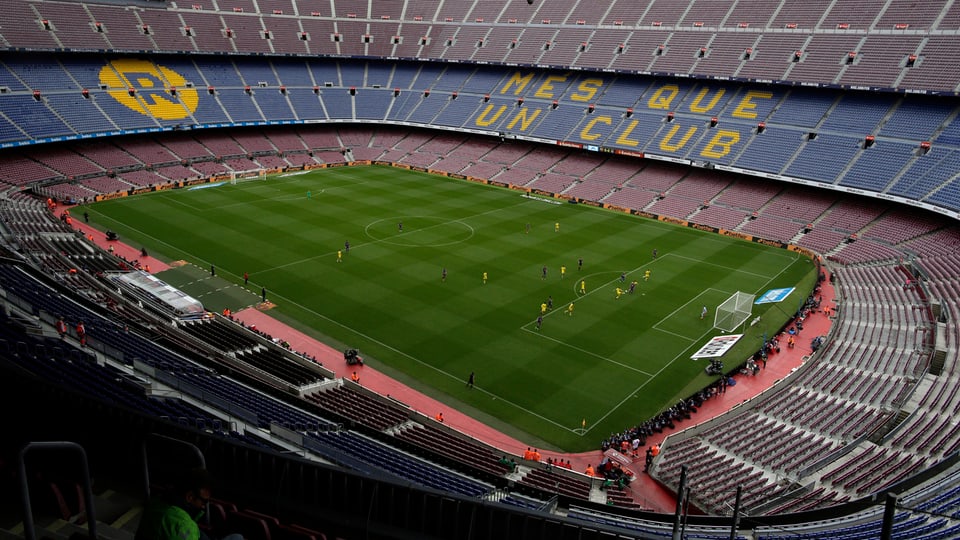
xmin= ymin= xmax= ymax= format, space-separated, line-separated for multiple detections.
xmin=0 ymin=0 xmax=959 ymax=539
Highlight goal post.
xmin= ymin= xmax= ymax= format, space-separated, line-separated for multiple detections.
xmin=230 ymin=168 xmax=267 ymax=184
xmin=714 ymin=291 xmax=756 ymax=332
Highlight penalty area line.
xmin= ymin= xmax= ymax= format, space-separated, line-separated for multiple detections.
xmin=520 ymin=327 xmax=655 ymax=378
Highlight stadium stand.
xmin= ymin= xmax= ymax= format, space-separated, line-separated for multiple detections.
xmin=5 ymin=0 xmax=960 ymax=538
xmin=7 ymin=54 xmax=960 ymax=214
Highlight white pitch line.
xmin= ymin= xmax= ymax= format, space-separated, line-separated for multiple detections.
xmin=651 ymin=287 xmax=731 ymax=333
xmin=755 ymin=256 xmax=803 ymax=296
xmin=583 ymin=318 xmax=728 ymax=435
xmin=96 ymin=174 xmax=809 ymax=437
xmin=581 ymin=255 xmax=803 ymax=434
xmin=519 ymin=326 xmax=655 ymax=377
xmin=257 ymin=199 xmax=532 ymax=275
xmin=652 ymin=327 xmax=697 ymax=342
xmin=668 ymin=252 xmax=788 ymax=279
xmin=160 ymin=194 xmax=206 ymax=213
xmin=90 ymin=194 xmax=564 ymax=434
xmin=270 ymin=291 xmax=579 ymax=432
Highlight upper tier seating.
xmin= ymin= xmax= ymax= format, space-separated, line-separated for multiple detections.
xmin=0 ymin=0 xmax=958 ymax=94
xmin=3 ymin=56 xmax=958 ymax=213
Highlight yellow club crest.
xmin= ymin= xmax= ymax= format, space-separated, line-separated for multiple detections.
xmin=99 ymin=59 xmax=198 ymax=120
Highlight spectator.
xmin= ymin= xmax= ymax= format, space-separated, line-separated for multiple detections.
xmin=75 ymin=320 xmax=86 ymax=347
xmin=135 ymin=467 xmax=240 ymax=540
xmin=55 ymin=316 xmax=67 ymax=339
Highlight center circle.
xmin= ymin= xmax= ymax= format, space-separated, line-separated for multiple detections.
xmin=364 ymin=216 xmax=475 ymax=247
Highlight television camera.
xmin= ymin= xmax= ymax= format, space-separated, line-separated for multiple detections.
xmin=344 ymin=348 xmax=363 ymax=366
xmin=705 ymin=358 xmax=724 ymax=376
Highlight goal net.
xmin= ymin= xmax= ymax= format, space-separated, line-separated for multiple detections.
xmin=230 ymin=168 xmax=266 ymax=184
xmin=714 ymin=291 xmax=756 ymax=332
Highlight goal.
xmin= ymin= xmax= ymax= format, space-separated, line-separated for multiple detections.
xmin=714 ymin=291 xmax=756 ymax=332
xmin=230 ymin=168 xmax=266 ymax=184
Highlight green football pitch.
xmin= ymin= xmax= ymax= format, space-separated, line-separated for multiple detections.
xmin=84 ymin=165 xmax=817 ymax=452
